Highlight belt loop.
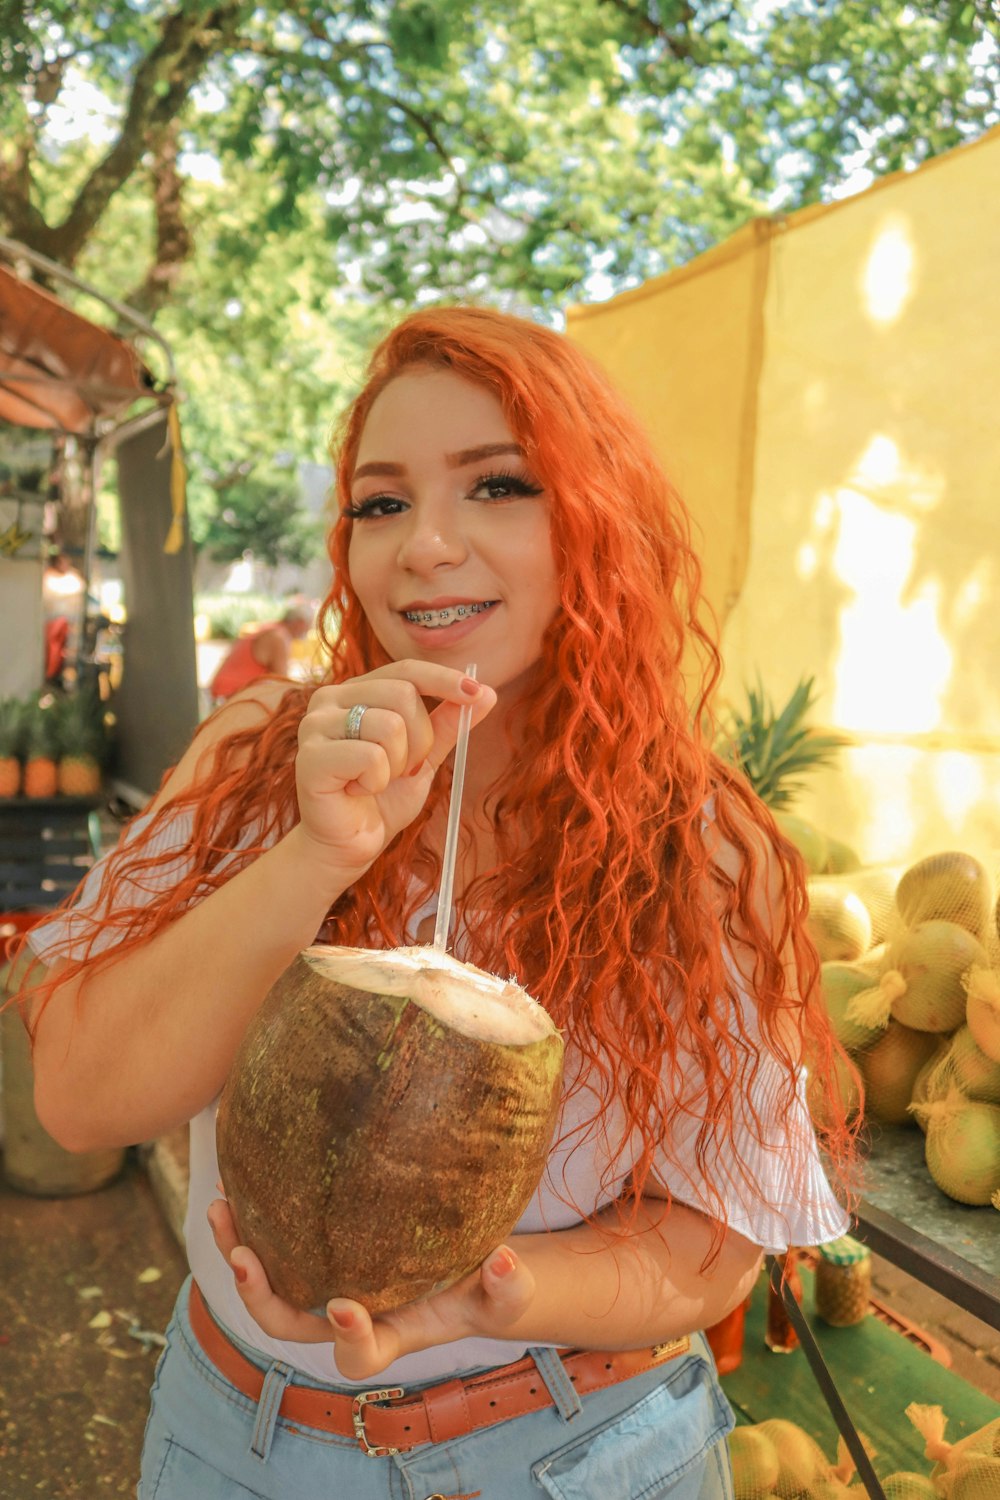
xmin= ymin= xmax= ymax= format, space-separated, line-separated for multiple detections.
xmin=250 ymin=1360 xmax=295 ymax=1462
xmin=530 ymin=1348 xmax=583 ymax=1423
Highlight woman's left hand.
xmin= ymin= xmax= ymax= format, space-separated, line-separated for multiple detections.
xmin=207 ymin=1197 xmax=535 ymax=1381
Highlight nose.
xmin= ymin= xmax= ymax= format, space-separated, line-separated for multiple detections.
xmin=395 ymin=501 xmax=468 ymax=574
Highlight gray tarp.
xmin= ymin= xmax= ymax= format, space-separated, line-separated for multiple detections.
xmin=112 ymin=413 xmax=199 ymax=802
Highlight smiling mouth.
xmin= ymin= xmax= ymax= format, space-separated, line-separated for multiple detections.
xmin=403 ymin=601 xmax=500 ymax=629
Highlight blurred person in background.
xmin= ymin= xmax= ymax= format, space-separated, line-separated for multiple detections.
xmin=42 ymin=550 xmax=85 ymax=687
xmin=208 ymin=602 xmax=314 ymax=703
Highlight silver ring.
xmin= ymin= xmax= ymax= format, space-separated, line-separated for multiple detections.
xmin=345 ymin=703 xmax=369 ymax=740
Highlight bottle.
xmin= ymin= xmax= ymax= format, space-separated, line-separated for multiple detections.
xmin=705 ymin=1295 xmax=751 ymax=1375
xmin=815 ymin=1235 xmax=872 ymax=1326
xmin=765 ymin=1249 xmax=802 ymax=1353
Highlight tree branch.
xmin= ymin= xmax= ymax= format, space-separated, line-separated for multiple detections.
xmin=597 ymin=0 xmax=702 ymax=61
xmin=43 ymin=2 xmax=245 ymax=267
xmin=121 ymin=122 xmax=195 ymax=318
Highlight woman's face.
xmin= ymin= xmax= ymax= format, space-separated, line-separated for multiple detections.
xmin=346 ymin=368 xmax=561 ymax=696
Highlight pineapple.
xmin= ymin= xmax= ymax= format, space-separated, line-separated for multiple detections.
xmin=56 ymin=687 xmax=107 ymax=796
xmin=713 ymin=675 xmax=843 ymax=809
xmin=0 ymin=696 xmax=24 ymax=797
xmin=22 ymin=698 xmax=59 ymax=798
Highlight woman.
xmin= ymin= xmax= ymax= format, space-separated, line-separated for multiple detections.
xmin=21 ymin=307 xmax=858 ymax=1500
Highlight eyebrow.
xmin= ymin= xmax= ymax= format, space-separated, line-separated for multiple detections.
xmin=352 ymin=442 xmax=525 ymax=482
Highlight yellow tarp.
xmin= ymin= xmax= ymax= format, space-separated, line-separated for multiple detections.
xmin=567 ymin=125 xmax=1000 ymax=864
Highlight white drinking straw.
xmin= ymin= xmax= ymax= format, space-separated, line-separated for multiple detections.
xmin=432 ymin=663 xmax=477 ymax=953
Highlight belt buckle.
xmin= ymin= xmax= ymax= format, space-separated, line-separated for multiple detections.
xmin=651 ymin=1336 xmax=690 ymax=1363
xmin=352 ymin=1387 xmax=406 ymax=1457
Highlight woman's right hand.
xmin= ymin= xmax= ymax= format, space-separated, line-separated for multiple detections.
xmin=293 ymin=661 xmax=496 ymax=877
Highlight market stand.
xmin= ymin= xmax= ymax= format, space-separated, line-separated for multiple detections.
xmin=0 ymin=234 xmax=199 ymax=808
xmin=855 ymin=1125 xmax=1000 ymax=1332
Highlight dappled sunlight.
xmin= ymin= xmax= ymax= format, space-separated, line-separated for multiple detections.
xmin=933 ymin=751 xmax=986 ymax=829
xmin=830 ymin=486 xmax=952 ymax=734
xmin=861 ymin=213 xmax=917 ymax=327
xmin=571 ymin=124 xmax=1000 ymax=863
xmin=840 ymin=745 xmax=924 ymax=862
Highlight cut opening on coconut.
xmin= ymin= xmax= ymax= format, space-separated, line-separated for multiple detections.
xmin=302 ymin=944 xmax=557 ymax=1046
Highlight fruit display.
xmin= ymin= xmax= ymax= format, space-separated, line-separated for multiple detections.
xmin=216 ymin=943 xmax=564 ymax=1313
xmin=728 ymin=1409 xmax=1000 ymax=1500
xmin=0 ymin=696 xmax=25 ymax=796
xmin=21 ymin=697 xmax=59 ymax=798
xmin=0 ymin=688 xmax=108 ymax=798
xmin=807 ymin=846 xmax=1000 ymax=1209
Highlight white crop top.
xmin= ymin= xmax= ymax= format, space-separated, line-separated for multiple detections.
xmin=29 ymin=807 xmax=849 ymax=1386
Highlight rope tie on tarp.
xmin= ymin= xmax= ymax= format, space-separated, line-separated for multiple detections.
xmin=163 ymin=400 xmax=187 ymax=555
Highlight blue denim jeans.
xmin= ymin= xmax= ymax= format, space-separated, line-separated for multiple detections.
xmin=138 ymin=1278 xmax=735 ymax=1500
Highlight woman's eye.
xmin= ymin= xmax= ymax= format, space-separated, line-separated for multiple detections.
xmin=343 ymin=494 xmax=406 ymax=520
xmin=472 ymin=471 xmax=544 ymax=502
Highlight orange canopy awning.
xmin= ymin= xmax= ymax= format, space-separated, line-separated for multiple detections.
xmin=0 ymin=263 xmax=155 ymax=435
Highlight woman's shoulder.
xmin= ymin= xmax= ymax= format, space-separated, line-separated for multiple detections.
xmin=149 ymin=679 xmax=305 ymax=815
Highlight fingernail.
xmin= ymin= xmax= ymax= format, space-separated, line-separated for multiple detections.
xmin=408 ymin=759 xmax=426 ymax=777
xmin=234 ymin=1264 xmax=248 ymax=1286
xmin=460 ymin=676 xmax=480 ymax=696
xmin=329 ymin=1305 xmax=354 ymax=1329
xmin=489 ymin=1249 xmax=516 ymax=1279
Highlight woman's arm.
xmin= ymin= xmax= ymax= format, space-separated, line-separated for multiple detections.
xmin=28 ymin=666 xmax=495 ymax=1153
xmin=503 ymin=1192 xmax=762 ymax=1350
xmin=208 ymin=1186 xmax=762 ymax=1381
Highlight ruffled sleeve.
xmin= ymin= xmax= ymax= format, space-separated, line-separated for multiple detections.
xmin=653 ymin=964 xmax=850 ymax=1252
xmin=654 ymin=1059 xmax=849 ymax=1252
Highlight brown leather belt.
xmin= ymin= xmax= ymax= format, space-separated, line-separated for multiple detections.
xmin=187 ymin=1280 xmax=690 ymax=1457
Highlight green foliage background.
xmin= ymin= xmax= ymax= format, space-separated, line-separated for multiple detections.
xmin=1 ymin=1 xmax=997 ymax=563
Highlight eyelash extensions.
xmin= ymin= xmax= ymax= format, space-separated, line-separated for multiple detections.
xmin=342 ymin=469 xmax=544 ymax=520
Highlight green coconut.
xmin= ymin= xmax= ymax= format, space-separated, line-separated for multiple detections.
xmin=728 ymin=1425 xmax=782 ymax=1500
xmin=755 ymin=1420 xmax=831 ymax=1498
xmin=806 ymin=880 xmax=873 ymax=963
xmin=821 ymin=962 xmax=887 ymax=1052
xmin=216 ymin=944 xmax=564 ymax=1313
xmin=881 ymin=1475 xmax=940 ymax=1500
xmin=913 ymin=1090 xmax=1000 ymax=1205
xmin=849 ymin=867 xmax=904 ymax=946
xmin=807 ymin=1049 xmax=861 ymax=1129
xmin=910 ymin=1036 xmax=953 ymax=1132
xmin=931 ymin=1025 xmax=1000 ymax=1105
xmin=945 ymin=1457 xmax=1000 ymax=1500
xmin=895 ymin=852 xmax=992 ymax=939
xmin=857 ymin=1020 xmax=939 ymax=1126
xmin=881 ymin=921 xmax=989 ymax=1034
xmin=824 ymin=837 xmax=863 ymax=874
xmin=965 ymin=967 xmax=1000 ymax=1064
xmin=775 ymin=812 xmax=830 ymax=875
xmin=907 ymin=1407 xmax=1000 ymax=1486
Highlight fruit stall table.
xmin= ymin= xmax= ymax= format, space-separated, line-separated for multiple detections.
xmin=855 ymin=1123 xmax=1000 ymax=1331
xmin=723 ymin=1258 xmax=1000 ymax=1474
xmin=0 ymin=795 xmax=102 ymax=911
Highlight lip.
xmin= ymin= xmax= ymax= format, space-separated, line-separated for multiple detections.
xmin=398 ymin=596 xmax=497 ymax=611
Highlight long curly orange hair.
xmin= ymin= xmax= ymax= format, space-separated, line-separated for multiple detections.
xmin=21 ymin=306 xmax=859 ymax=1236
